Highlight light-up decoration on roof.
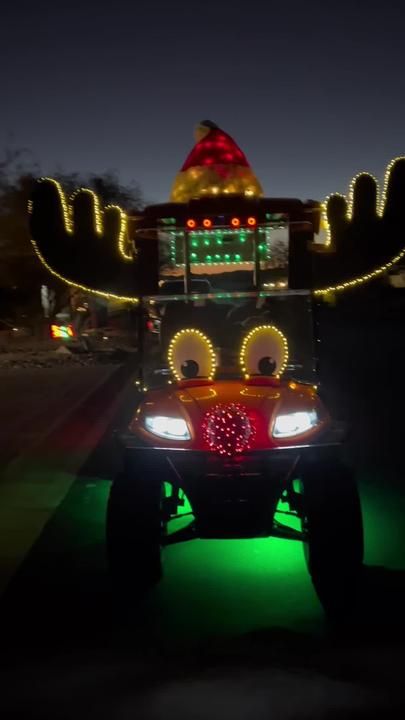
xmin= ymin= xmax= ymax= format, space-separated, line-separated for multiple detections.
xmin=30 ymin=137 xmax=405 ymax=302
xmin=30 ymin=177 xmax=139 ymax=304
xmin=170 ymin=121 xmax=263 ymax=202
xmin=314 ymin=155 xmax=405 ymax=295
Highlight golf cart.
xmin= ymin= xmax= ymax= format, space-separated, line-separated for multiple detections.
xmin=107 ymin=206 xmax=363 ymax=620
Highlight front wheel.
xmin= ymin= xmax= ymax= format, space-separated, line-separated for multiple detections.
xmin=106 ymin=470 xmax=163 ymax=597
xmin=299 ymin=458 xmax=364 ymax=620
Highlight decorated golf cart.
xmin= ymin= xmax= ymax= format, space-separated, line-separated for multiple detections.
xmin=29 ymin=121 xmax=405 ymax=618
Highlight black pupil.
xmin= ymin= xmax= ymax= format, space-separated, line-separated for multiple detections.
xmin=181 ymin=359 xmax=199 ymax=378
xmin=258 ymin=356 xmax=276 ymax=376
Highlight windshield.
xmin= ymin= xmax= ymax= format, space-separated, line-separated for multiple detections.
xmin=141 ymin=291 xmax=316 ymax=388
xmin=135 ymin=217 xmax=289 ymax=293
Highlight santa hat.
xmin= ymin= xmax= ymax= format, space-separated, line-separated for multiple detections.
xmin=170 ymin=121 xmax=263 ymax=203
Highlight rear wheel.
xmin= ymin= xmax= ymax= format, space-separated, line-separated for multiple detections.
xmin=299 ymin=458 xmax=364 ymax=620
xmin=106 ymin=469 xmax=163 ymax=597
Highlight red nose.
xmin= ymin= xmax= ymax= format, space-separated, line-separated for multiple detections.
xmin=202 ymin=403 xmax=255 ymax=456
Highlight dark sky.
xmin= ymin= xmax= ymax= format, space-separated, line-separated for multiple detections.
xmin=1 ymin=0 xmax=404 ymax=204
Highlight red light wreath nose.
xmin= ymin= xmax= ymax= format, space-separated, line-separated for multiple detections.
xmin=202 ymin=403 xmax=255 ymax=456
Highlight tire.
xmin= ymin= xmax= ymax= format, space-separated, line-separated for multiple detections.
xmin=299 ymin=458 xmax=364 ymax=620
xmin=106 ymin=469 xmax=163 ymax=597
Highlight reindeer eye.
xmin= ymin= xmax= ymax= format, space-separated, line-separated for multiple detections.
xmin=181 ymin=359 xmax=199 ymax=378
xmin=168 ymin=329 xmax=216 ymax=382
xmin=258 ymin=356 xmax=277 ymax=376
xmin=240 ymin=325 xmax=288 ymax=378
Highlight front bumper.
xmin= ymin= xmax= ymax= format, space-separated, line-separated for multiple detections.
xmin=118 ymin=420 xmax=346 ymax=455
xmin=117 ymin=422 xmax=346 ymax=538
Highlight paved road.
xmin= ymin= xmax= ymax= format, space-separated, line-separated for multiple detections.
xmin=0 ymin=365 xmax=116 ymax=466
xmin=0 ymin=363 xmax=134 ymax=595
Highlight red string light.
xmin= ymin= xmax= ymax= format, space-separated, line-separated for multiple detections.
xmin=202 ymin=403 xmax=255 ymax=456
xmin=186 ymin=219 xmax=196 ymax=229
xmin=203 ymin=218 xmax=212 ymax=228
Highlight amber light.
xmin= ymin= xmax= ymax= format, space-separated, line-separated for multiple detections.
xmin=186 ymin=219 xmax=196 ymax=229
xmin=230 ymin=217 xmax=240 ymax=227
xmin=202 ymin=218 xmax=212 ymax=228
xmin=247 ymin=216 xmax=257 ymax=226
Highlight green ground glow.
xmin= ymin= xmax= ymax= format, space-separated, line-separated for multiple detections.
xmin=6 ymin=466 xmax=405 ymax=645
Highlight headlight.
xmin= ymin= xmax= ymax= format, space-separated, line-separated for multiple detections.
xmin=144 ymin=415 xmax=191 ymax=440
xmin=272 ymin=410 xmax=318 ymax=438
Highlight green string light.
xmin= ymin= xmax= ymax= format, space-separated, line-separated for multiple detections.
xmin=169 ymin=225 xmax=284 ymax=267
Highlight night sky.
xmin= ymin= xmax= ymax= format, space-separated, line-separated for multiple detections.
xmin=1 ymin=0 xmax=404 ymax=205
